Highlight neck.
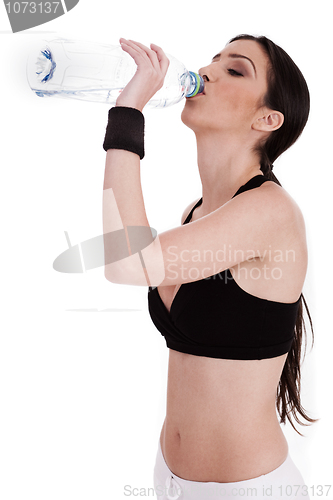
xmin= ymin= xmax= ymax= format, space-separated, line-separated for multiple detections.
xmin=195 ymin=131 xmax=263 ymax=215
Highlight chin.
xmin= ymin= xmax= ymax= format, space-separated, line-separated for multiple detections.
xmin=181 ymin=101 xmax=201 ymax=131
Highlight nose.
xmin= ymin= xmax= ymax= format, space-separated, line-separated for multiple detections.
xmin=198 ymin=67 xmax=209 ymax=81
xmin=199 ymin=62 xmax=217 ymax=82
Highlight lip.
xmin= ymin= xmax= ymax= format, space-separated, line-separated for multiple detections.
xmin=187 ymin=91 xmax=205 ymax=99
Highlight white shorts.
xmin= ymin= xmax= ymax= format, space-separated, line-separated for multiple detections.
xmin=153 ymin=439 xmax=310 ymax=499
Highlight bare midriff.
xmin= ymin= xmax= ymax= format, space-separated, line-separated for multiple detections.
xmin=159 ymin=348 xmax=289 ymax=483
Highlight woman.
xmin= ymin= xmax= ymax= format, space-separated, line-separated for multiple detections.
xmin=102 ymin=34 xmax=316 ymax=499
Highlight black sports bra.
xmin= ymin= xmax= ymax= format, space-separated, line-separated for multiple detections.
xmin=147 ymin=175 xmax=301 ymax=360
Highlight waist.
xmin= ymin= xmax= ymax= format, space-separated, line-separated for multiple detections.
xmin=160 ymin=416 xmax=289 ymax=482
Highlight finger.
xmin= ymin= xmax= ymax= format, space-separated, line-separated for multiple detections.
xmin=127 ymin=40 xmax=169 ymax=76
xmin=119 ymin=41 xmax=141 ymax=62
xmin=120 ymin=38 xmax=158 ymax=70
xmin=119 ymin=40 xmax=151 ymax=67
xmin=120 ymin=38 xmax=146 ymax=55
xmin=150 ymin=43 xmax=170 ymax=75
xmin=127 ymin=39 xmax=161 ymax=70
xmin=120 ymin=38 xmax=148 ymax=59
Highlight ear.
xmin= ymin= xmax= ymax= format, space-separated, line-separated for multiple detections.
xmin=252 ymin=109 xmax=284 ymax=132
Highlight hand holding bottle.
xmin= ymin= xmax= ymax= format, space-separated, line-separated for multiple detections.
xmin=115 ymin=39 xmax=170 ymax=111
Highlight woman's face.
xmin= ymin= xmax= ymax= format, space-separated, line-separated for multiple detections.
xmin=181 ymin=39 xmax=271 ymax=136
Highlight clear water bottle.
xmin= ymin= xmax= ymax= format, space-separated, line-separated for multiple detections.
xmin=26 ymin=37 xmax=204 ymax=108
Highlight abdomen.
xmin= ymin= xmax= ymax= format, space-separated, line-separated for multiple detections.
xmin=160 ymin=349 xmax=289 ymax=482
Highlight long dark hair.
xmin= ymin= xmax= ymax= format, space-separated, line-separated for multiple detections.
xmin=229 ymin=34 xmax=317 ymax=435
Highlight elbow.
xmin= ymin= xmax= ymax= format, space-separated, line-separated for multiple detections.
xmin=104 ymin=258 xmax=146 ymax=286
xmin=104 ymin=261 xmax=129 ymax=284
xmin=104 ymin=238 xmax=166 ymax=286
xmin=104 ymin=254 xmax=165 ymax=287
xmin=104 ymin=268 xmax=118 ymax=284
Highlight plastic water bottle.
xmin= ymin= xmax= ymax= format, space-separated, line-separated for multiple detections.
xmin=26 ymin=37 xmax=204 ymax=108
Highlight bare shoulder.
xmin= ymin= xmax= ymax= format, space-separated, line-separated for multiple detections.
xmin=180 ymin=197 xmax=202 ymax=224
xmin=258 ymin=180 xmax=306 ymax=230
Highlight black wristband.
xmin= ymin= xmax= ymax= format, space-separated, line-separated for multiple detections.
xmin=103 ymin=106 xmax=145 ymax=159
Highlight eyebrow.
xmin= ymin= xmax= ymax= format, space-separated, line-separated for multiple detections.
xmin=212 ymin=53 xmax=257 ymax=75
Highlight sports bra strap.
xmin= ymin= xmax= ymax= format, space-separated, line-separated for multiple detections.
xmin=183 ymin=175 xmax=267 ymax=225
xmin=183 ymin=198 xmax=203 ymax=225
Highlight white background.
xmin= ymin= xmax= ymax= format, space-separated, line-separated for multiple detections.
xmin=0 ymin=0 xmax=332 ymax=499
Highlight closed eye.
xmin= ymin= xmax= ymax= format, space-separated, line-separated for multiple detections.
xmin=228 ymin=68 xmax=243 ymax=77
